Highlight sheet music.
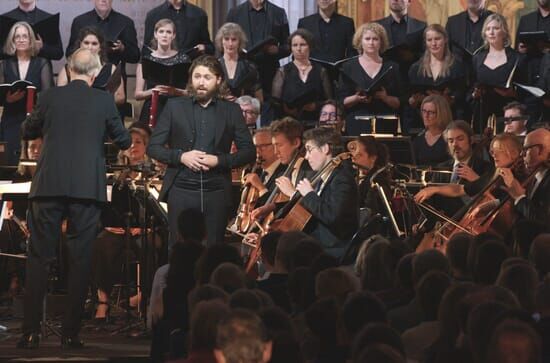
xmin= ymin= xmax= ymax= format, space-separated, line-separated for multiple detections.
xmin=0 ymin=181 xmax=31 ymax=197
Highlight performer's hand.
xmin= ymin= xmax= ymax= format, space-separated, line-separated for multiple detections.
xmin=505 ymin=178 xmax=526 ymax=199
xmin=6 ymin=89 xmax=25 ymax=103
xmin=517 ymin=42 xmax=527 ymax=54
xmin=244 ymin=232 xmax=260 ymax=247
xmin=251 ymin=203 xmax=275 ymax=221
xmin=275 ymin=176 xmax=296 ymax=198
xmin=110 ymin=40 xmax=125 ymax=53
xmin=468 ymin=200 xmax=497 ymax=221
xmin=374 ymin=87 xmax=388 ymax=101
xmin=408 ymin=93 xmax=424 ymax=107
xmin=180 ymin=150 xmax=206 ymax=171
xmin=198 ymin=154 xmax=218 ymax=169
xmin=244 ymin=173 xmax=265 ymax=190
xmin=414 ymin=187 xmax=436 ymax=203
xmin=155 ymin=85 xmax=176 ymax=96
xmin=296 ymin=178 xmax=314 ymax=196
xmin=457 ymin=164 xmax=479 ymax=182
xmin=472 ymin=87 xmax=482 ymax=99
xmin=355 ymin=92 xmax=371 ymax=104
xmin=195 ymin=44 xmax=206 ymax=53
xmin=35 ymin=34 xmax=43 ymax=51
xmin=498 ymin=167 xmax=515 ymax=187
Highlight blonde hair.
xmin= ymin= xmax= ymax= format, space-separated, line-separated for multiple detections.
xmin=481 ymin=13 xmax=511 ymax=48
xmin=490 ymin=133 xmax=522 ymax=159
xmin=421 ymin=94 xmax=453 ymax=131
xmin=3 ymin=21 xmax=38 ymax=56
xmin=352 ymin=22 xmax=389 ymax=54
xmin=215 ymin=22 xmax=247 ymax=54
xmin=149 ymin=19 xmax=177 ymax=50
xmin=418 ymin=24 xmax=454 ymax=79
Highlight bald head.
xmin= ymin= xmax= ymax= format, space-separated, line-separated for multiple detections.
xmin=523 ymin=128 xmax=550 ymax=171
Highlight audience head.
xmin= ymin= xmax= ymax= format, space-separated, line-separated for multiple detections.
xmin=529 ymin=233 xmax=550 ymax=279
xmin=150 ymin=18 xmax=177 ymax=50
xmin=472 ymin=240 xmax=510 ymax=285
xmin=259 ymin=231 xmax=282 ymax=270
xmin=351 ymin=323 xmax=405 ymax=363
xmin=446 ymin=232 xmax=473 ymax=279
xmin=215 ymin=22 xmax=247 ymax=54
xmin=229 ymin=288 xmax=263 ymax=312
xmin=354 ymin=343 xmax=406 ymax=363
xmin=177 ymin=208 xmax=206 ymax=244
xmin=353 ymin=22 xmax=389 ymax=55
xmin=443 ymin=121 xmax=475 ymax=162
xmin=189 ymin=300 xmax=230 ymax=352
xmin=503 ymin=102 xmax=528 ymax=136
xmin=496 ymin=263 xmax=538 ymax=313
xmin=166 ymin=241 xmax=204 ymax=293
xmin=196 ymin=244 xmax=242 ymax=284
xmin=536 ymin=277 xmax=550 ymax=315
xmin=210 ymin=262 xmax=246 ymax=294
xmin=416 ymin=271 xmax=452 ymax=321
xmin=270 ymin=117 xmax=304 ymax=165
xmin=275 ymin=231 xmax=307 ymax=272
xmin=486 ymin=319 xmax=542 ymax=363
xmin=360 ymin=239 xmax=397 ymax=292
xmin=259 ymin=306 xmax=303 ymax=363
xmin=236 ymin=96 xmax=261 ymax=126
xmin=290 ymin=238 xmax=323 ymax=270
xmin=188 ymin=284 xmax=229 ymax=315
xmin=215 ymin=309 xmax=272 ymax=363
xmin=396 ymin=253 xmax=415 ymax=289
xmin=412 ymin=249 xmax=450 ymax=285
xmin=420 ymin=94 xmax=453 ymax=132
xmin=342 ymin=291 xmax=387 ymax=341
xmin=4 ymin=21 xmax=38 ymax=56
xmin=315 ymin=267 xmax=360 ymax=304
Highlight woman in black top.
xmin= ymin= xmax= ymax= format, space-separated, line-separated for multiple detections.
xmin=215 ymin=22 xmax=262 ymax=103
xmin=0 ymin=21 xmax=53 ymax=165
xmin=408 ymin=24 xmax=466 ymax=119
xmin=338 ymin=22 xmax=402 ymax=136
xmin=135 ymin=19 xmax=188 ymax=123
xmin=57 ymin=26 xmax=125 ymax=105
xmin=271 ymin=29 xmax=332 ymax=124
xmin=412 ymin=94 xmax=452 ymax=166
xmin=471 ymin=13 xmax=526 ymax=133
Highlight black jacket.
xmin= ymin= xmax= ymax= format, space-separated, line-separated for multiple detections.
xmin=147 ymin=97 xmax=255 ymax=202
xmin=446 ymin=10 xmax=493 ymax=60
xmin=301 ymin=163 xmax=359 ymax=248
xmin=297 ymin=12 xmax=355 ymax=61
xmin=22 ymin=80 xmax=131 ymax=202
xmin=515 ymin=169 xmax=550 ymax=226
xmin=515 ymin=9 xmax=550 ymax=48
xmin=376 ymin=14 xmax=426 ymax=49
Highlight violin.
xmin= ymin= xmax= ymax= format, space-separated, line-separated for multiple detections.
xmin=233 ymin=156 xmax=263 ymax=233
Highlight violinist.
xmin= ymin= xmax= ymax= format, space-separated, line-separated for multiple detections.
xmin=294 ymin=127 xmax=358 ymax=256
xmin=500 ymin=128 xmax=550 ymax=227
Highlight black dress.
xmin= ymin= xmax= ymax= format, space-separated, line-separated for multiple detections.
xmin=271 ymin=62 xmax=332 ymax=124
xmin=338 ymin=58 xmax=402 ymax=135
xmin=138 ymin=51 xmax=190 ymax=123
xmin=471 ymin=47 xmax=527 ymax=132
xmin=412 ymin=131 xmax=450 ymax=167
xmin=219 ymin=57 xmax=261 ymax=99
xmin=408 ymin=58 xmax=467 ymax=119
xmin=0 ymin=57 xmax=53 ymax=165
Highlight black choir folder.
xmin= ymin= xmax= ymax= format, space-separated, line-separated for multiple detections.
xmin=309 ymin=55 xmax=359 ymax=69
xmin=0 ymin=80 xmax=33 ymax=105
xmin=342 ymin=65 xmax=394 ymax=97
xmin=100 ymin=64 xmax=123 ymax=94
xmin=0 ymin=13 xmax=60 ymax=49
xmin=243 ymin=36 xmax=278 ymax=57
xmin=411 ymin=78 xmax=458 ymax=94
xmin=141 ymin=55 xmax=191 ymax=89
xmin=517 ymin=31 xmax=550 ymax=47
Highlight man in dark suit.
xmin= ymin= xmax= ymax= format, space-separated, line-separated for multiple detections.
xmin=226 ymin=0 xmax=290 ymax=96
xmin=143 ymin=0 xmax=214 ymax=57
xmin=1 ymin=0 xmax=63 ymax=60
xmin=298 ymin=0 xmax=356 ymax=83
xmin=295 ymin=127 xmax=358 ymax=257
xmin=515 ymin=0 xmax=550 ymax=54
xmin=17 ymin=48 xmax=131 ymax=349
xmin=502 ymin=127 xmax=550 ymax=228
xmin=66 ymin=0 xmax=140 ymax=65
xmin=446 ymin=0 xmax=492 ymax=62
xmin=147 ymin=55 xmax=255 ymax=246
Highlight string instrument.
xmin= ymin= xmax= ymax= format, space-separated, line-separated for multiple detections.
xmin=270 ymin=152 xmax=351 ymax=233
xmin=243 ymin=149 xmax=302 ymax=275
xmin=25 ymin=85 xmax=36 ymax=116
xmin=417 ymin=157 xmax=528 ymax=253
xmin=148 ymin=89 xmax=160 ymax=128
xmin=233 ymin=156 xmax=263 ymax=233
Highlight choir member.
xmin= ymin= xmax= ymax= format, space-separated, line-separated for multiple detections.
xmin=271 ymin=29 xmax=332 ymax=124
xmin=338 ymin=23 xmax=402 ymax=136
xmin=446 ymin=0 xmax=493 ymax=62
xmin=471 ymin=13 xmax=527 ymax=133
xmin=57 ymin=26 xmax=125 ymax=106
xmin=226 ymin=0 xmax=290 ymax=96
xmin=144 ymin=0 xmax=213 ymax=58
xmin=408 ymin=24 xmax=466 ymax=119
xmin=515 ymin=0 xmax=550 ymax=54
xmin=66 ymin=0 xmax=139 ymax=66
xmin=1 ymin=0 xmax=63 ymax=60
xmin=215 ymin=22 xmax=262 ymax=103
xmin=412 ymin=95 xmax=452 ymax=167
xmin=538 ymin=53 xmax=550 ymax=122
xmin=135 ymin=19 xmax=188 ymax=124
xmin=0 ymin=21 xmax=53 ymax=165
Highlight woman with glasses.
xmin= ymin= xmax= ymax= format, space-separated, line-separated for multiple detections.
xmin=408 ymin=24 xmax=466 ymax=120
xmin=412 ymin=95 xmax=452 ymax=166
xmin=215 ymin=23 xmax=262 ymax=103
xmin=0 ymin=21 xmax=53 ymax=165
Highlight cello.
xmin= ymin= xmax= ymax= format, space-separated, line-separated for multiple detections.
xmin=233 ymin=156 xmax=263 ymax=233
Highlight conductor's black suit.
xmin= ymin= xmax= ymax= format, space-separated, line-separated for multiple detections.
xmin=21 ymin=80 xmax=131 ymax=338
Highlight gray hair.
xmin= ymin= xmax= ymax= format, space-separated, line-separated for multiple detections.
xmin=236 ymin=95 xmax=260 ymax=113
xmin=68 ymin=48 xmax=101 ymax=77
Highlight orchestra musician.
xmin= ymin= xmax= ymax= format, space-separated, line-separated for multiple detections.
xmin=18 ymin=48 xmax=131 ymax=349
xmin=412 ymin=95 xmax=452 ymax=167
xmin=57 ymin=26 xmax=125 ymax=105
xmin=338 ymin=22 xmax=402 ymax=136
xmin=236 ymin=95 xmax=262 ymax=130
xmin=147 ymin=55 xmax=255 ymax=246
xmin=502 ymin=102 xmax=529 ymax=137
xmin=215 ymin=22 xmax=263 ymax=103
xmin=294 ymin=127 xmax=358 ymax=256
xmin=135 ymin=18 xmax=188 ymax=123
xmin=271 ymin=29 xmax=332 ymax=123
xmin=318 ymin=99 xmax=345 ymax=135
xmin=0 ymin=21 xmax=53 ymax=165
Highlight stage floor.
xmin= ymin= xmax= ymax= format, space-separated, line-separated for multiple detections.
xmin=0 ymin=304 xmax=151 ymax=363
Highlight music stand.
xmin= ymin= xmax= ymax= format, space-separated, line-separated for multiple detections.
xmin=355 ymin=114 xmax=401 ymax=136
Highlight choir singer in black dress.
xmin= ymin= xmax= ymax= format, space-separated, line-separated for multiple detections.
xmin=271 ymin=29 xmax=332 ymax=124
xmin=147 ymin=55 xmax=255 ymax=246
xmin=338 ymin=22 xmax=402 ymax=136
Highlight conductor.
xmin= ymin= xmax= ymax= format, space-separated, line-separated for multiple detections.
xmin=17 ymin=48 xmax=131 ymax=349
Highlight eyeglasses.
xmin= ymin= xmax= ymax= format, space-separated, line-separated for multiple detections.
xmin=521 ymin=143 xmax=543 ymax=156
xmin=320 ymin=112 xmax=337 ymax=119
xmin=305 ymin=145 xmax=320 ymax=154
xmin=242 ymin=110 xmax=259 ymax=116
xmin=421 ymin=109 xmax=437 ymax=117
